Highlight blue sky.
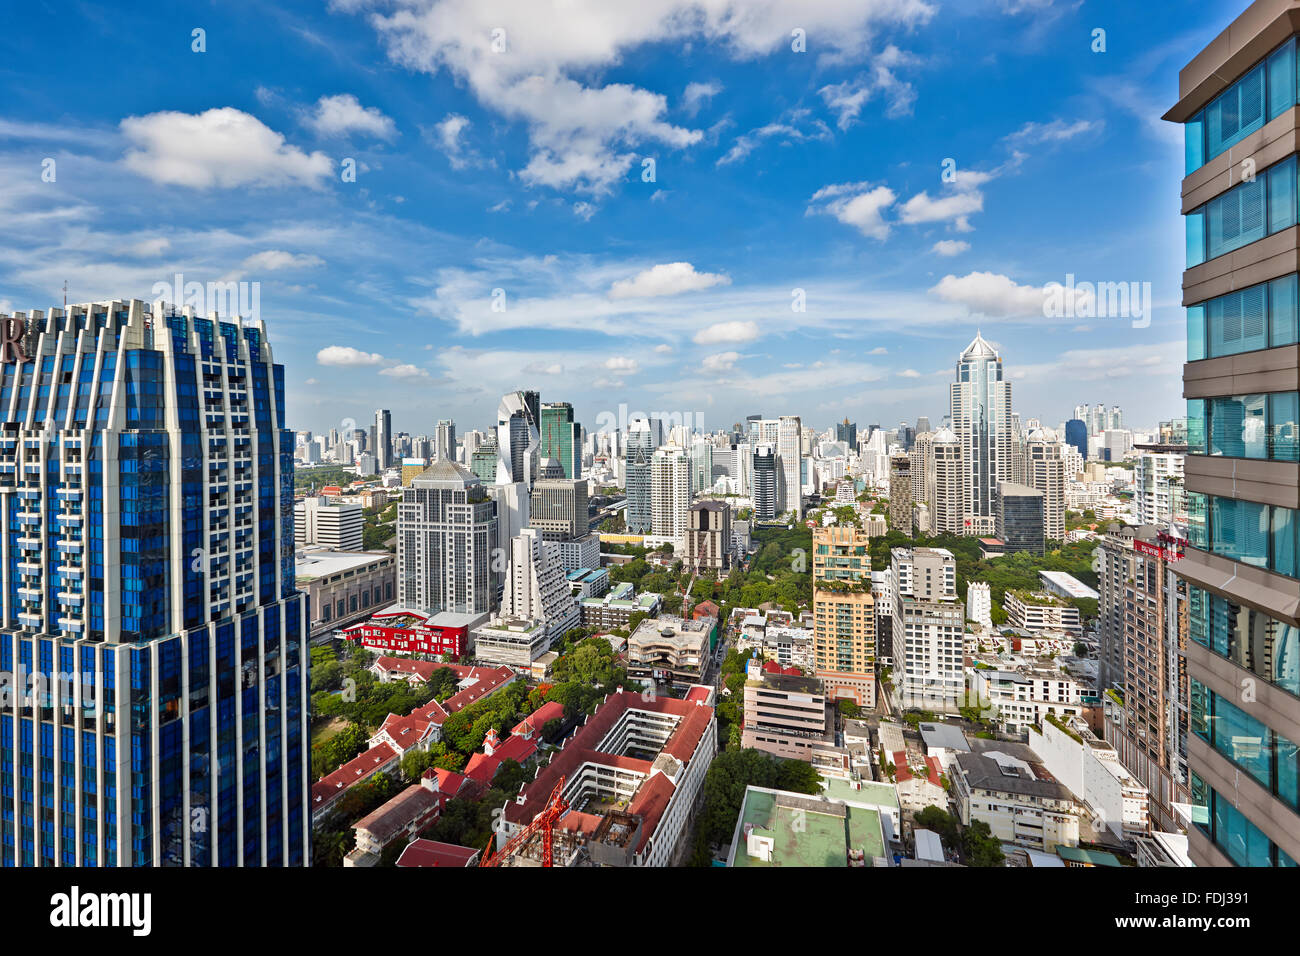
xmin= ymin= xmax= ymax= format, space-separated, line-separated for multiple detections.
xmin=0 ymin=0 xmax=1247 ymax=439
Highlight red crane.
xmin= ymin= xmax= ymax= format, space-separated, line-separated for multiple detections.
xmin=480 ymin=775 xmax=569 ymax=867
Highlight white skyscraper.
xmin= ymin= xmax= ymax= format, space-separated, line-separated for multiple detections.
xmin=496 ymin=390 xmax=540 ymax=489
xmin=435 ymin=418 xmax=456 ymax=461
xmin=892 ymin=548 xmax=963 ymax=711
xmin=777 ymin=414 xmax=803 ymax=519
xmin=650 ymin=443 xmax=691 ymax=546
xmin=950 ymin=332 xmax=1013 ymax=534
xmin=500 ymin=528 xmax=580 ymax=643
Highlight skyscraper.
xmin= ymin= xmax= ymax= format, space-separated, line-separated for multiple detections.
xmin=751 ymin=444 xmax=777 ymax=521
xmin=398 ymin=459 xmax=497 ymax=615
xmin=835 ymin=417 xmax=857 ymax=451
xmin=373 ymin=408 xmax=393 ymax=470
xmin=892 ymin=548 xmax=963 ymax=711
xmin=1064 ymin=418 xmax=1088 ymax=460
xmin=0 ymin=300 xmax=307 ymax=867
xmin=434 ymin=418 xmax=456 ymax=462
xmin=889 ymin=453 xmax=913 ymax=536
xmin=927 ymin=427 xmax=964 ymax=535
xmin=650 ymin=444 xmax=691 ymax=546
xmin=495 ymin=390 xmax=540 ymax=488
xmin=1025 ymin=429 xmax=1066 ymax=543
xmin=539 ymin=401 xmax=580 ymax=480
xmin=777 ymin=414 xmax=803 ymax=519
xmin=625 ymin=421 xmax=656 ymax=534
xmin=1167 ymin=0 xmax=1300 ymax=867
xmin=950 ymin=332 xmax=1013 ymax=535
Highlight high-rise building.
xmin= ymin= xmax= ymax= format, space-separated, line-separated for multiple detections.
xmin=1065 ymin=418 xmax=1088 ymax=461
xmin=835 ymin=417 xmax=857 ymax=451
xmin=0 ymin=300 xmax=307 ymax=867
xmin=777 ymin=415 xmax=803 ymax=519
xmin=529 ymin=470 xmax=589 ymax=541
xmin=397 ymin=460 xmax=497 ymax=615
xmin=1097 ymin=525 xmax=1189 ymax=833
xmin=889 ymin=454 xmax=912 ymax=536
xmin=751 ymin=444 xmax=777 ymax=521
xmin=995 ymin=481 xmax=1045 ymax=555
xmin=892 ymin=548 xmax=963 ymax=711
xmin=469 ymin=440 xmax=498 ymax=483
xmin=1135 ymin=451 xmax=1187 ymax=528
xmin=812 ymin=526 xmax=876 ymax=707
xmin=373 ymin=408 xmax=393 ymax=470
xmin=496 ymin=390 xmax=540 ymax=488
xmin=625 ymin=421 xmax=656 ymax=534
xmin=434 ymin=419 xmax=456 ymax=462
xmin=1167 ymin=0 xmax=1300 ymax=867
xmin=927 ymin=427 xmax=964 ymax=535
xmin=950 ymin=332 xmax=1013 ymax=534
xmin=539 ymin=402 xmax=580 ymax=480
xmin=1025 ymin=429 xmax=1066 ymax=543
xmin=684 ymin=500 xmax=733 ymax=571
xmin=650 ymin=444 xmax=691 ymax=547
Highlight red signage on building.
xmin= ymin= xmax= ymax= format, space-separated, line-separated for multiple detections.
xmin=1134 ymin=540 xmax=1182 ymax=563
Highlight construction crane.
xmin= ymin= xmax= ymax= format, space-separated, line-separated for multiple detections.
xmin=481 ymin=775 xmax=569 ymax=867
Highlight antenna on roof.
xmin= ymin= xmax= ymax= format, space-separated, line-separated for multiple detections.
xmin=62 ymin=280 xmax=68 ymax=309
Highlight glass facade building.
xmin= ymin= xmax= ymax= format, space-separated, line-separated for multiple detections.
xmin=0 ymin=299 xmax=307 ymax=866
xmin=1166 ymin=0 xmax=1300 ymax=866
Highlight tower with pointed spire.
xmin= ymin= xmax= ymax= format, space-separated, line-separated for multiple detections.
xmin=949 ymin=330 xmax=1013 ymax=534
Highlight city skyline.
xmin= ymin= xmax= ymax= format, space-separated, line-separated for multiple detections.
xmin=0 ymin=1 xmax=1236 ymax=437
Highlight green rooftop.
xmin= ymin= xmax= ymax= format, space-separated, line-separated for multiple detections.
xmin=730 ymin=787 xmax=885 ymax=867
xmin=1056 ymin=845 xmax=1122 ymax=867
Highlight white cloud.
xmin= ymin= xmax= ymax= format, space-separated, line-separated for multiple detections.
xmin=609 ymin=262 xmax=730 ymax=299
xmin=717 ymin=108 xmax=831 ymax=167
xmin=682 ymin=81 xmax=722 ymax=115
xmin=818 ymin=45 xmax=918 ymax=128
xmin=807 ymin=181 xmax=896 ymax=239
xmin=867 ymin=346 xmax=888 ymax=354
xmin=346 ymin=0 xmax=936 ymax=194
xmin=1005 ymin=118 xmax=1101 ymax=146
xmin=929 ymin=271 xmax=1047 ymax=318
xmin=306 ymin=93 xmax=398 ymax=140
xmin=605 ymin=356 xmax=640 ymax=373
xmin=898 ymin=368 xmax=921 ymax=378
xmin=317 ymin=345 xmax=386 ymax=366
xmin=240 ymin=250 xmax=326 ymax=272
xmin=693 ymin=320 xmax=760 ymax=345
xmin=654 ymin=343 xmax=674 ymax=354
xmin=572 ymin=201 xmax=597 ymax=221
xmin=429 ymin=113 xmax=484 ymax=169
xmin=379 ymin=363 xmax=431 ymax=379
xmin=702 ymin=350 xmax=740 ymax=371
xmin=128 ymin=237 xmax=171 ymax=257
xmin=121 ymin=108 xmax=333 ymax=189
xmin=931 ymin=239 xmax=969 ymax=256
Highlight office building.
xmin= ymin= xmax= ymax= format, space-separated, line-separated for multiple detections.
xmin=927 ymin=427 xmax=964 ymax=535
xmin=835 ymin=417 xmax=857 ymax=451
xmin=496 ymin=390 xmax=540 ymax=488
xmin=684 ymin=500 xmax=732 ymax=571
xmin=1135 ymin=451 xmax=1186 ymax=527
xmin=741 ymin=665 xmax=838 ymax=763
xmin=397 ymin=459 xmax=497 ymax=615
xmin=1004 ymin=590 xmax=1082 ymax=636
xmin=1026 ymin=430 xmax=1066 ymax=542
xmin=751 ymin=443 xmax=777 ymax=521
xmin=777 ymin=415 xmax=803 ymax=518
xmin=950 ymin=332 xmax=1014 ymax=534
xmin=373 ymin=408 xmax=393 ymax=470
xmin=624 ymin=421 xmax=655 ymax=534
xmin=434 ymin=419 xmax=456 ymax=462
xmin=539 ymin=402 xmax=581 ymax=479
xmin=294 ymin=496 xmax=363 ymax=551
xmin=0 ymin=300 xmax=307 ymax=866
xmin=627 ymin=615 xmax=715 ymax=687
xmin=529 ymin=470 xmax=589 ymax=541
xmin=1166 ymin=0 xmax=1300 ymax=866
xmin=996 ymin=481 xmax=1046 ymax=555
xmin=498 ymin=528 xmax=580 ymax=647
xmin=811 ymin=526 xmax=876 ymax=708
xmin=1065 ymin=419 xmax=1088 ymax=461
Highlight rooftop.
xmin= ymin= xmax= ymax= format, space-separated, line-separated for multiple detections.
xmin=295 ymin=548 xmax=392 ymax=582
xmin=730 ymin=787 xmax=885 ymax=867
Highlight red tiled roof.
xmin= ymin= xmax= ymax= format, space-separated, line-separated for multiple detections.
xmin=628 ymin=773 xmax=676 ymax=852
xmin=373 ymin=657 xmax=440 ymax=682
xmin=353 ymin=785 xmax=446 ymax=847
xmin=761 ymin=661 xmax=802 ymax=677
xmin=396 ymin=839 xmax=480 ymax=867
xmin=513 ymin=700 xmax=564 ymax=738
xmin=311 ymin=743 xmax=398 ymax=811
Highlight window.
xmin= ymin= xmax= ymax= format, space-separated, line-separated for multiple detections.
xmin=1186 ymin=37 xmax=1298 ymax=175
xmin=1188 ymin=274 xmax=1299 ymax=360
xmin=1187 ymin=156 xmax=1297 ymax=266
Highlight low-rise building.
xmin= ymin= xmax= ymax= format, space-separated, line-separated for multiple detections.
xmin=1004 ymin=590 xmax=1082 ymax=636
xmin=968 ymin=665 xmax=1086 ymax=736
xmin=296 ymin=548 xmax=396 ymax=639
xmin=343 ymin=607 xmax=488 ymax=659
xmin=396 ymin=839 xmax=480 ymax=867
xmin=1029 ymin=713 xmax=1150 ymax=841
xmin=472 ymin=617 xmax=552 ymax=669
xmin=725 ymin=785 xmax=888 ymax=867
xmin=579 ymin=582 xmax=663 ymax=629
xmin=951 ymin=740 xmax=1082 ymax=852
xmin=627 ymin=615 xmax=715 ymax=687
xmin=741 ymin=663 xmax=837 ymax=763
xmin=567 ymin=567 xmax=610 ymax=598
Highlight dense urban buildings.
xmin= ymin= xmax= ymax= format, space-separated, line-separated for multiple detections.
xmin=811 ymin=526 xmax=877 ymax=708
xmin=1166 ymin=0 xmax=1300 ymax=867
xmin=0 ymin=300 xmax=307 ymax=867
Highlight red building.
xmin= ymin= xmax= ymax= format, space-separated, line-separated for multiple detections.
xmin=343 ymin=607 xmax=486 ymax=658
